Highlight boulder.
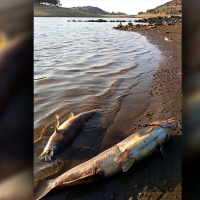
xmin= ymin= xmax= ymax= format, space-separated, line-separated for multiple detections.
xmin=128 ymin=22 xmax=133 ymax=26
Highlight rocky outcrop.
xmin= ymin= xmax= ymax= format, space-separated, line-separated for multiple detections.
xmin=114 ymin=15 xmax=182 ymax=30
xmin=145 ymin=0 xmax=182 ymax=15
xmin=68 ymin=19 xmax=128 ymax=22
xmin=134 ymin=15 xmax=182 ymax=25
xmin=85 ymin=19 xmax=107 ymax=22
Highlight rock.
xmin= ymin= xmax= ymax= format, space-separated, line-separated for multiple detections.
xmin=97 ymin=19 xmax=107 ymax=22
xmin=128 ymin=20 xmax=133 ymax=27
xmin=117 ymin=22 xmax=123 ymax=29
xmin=138 ymin=192 xmax=143 ymax=197
xmin=165 ymin=37 xmax=172 ymax=41
xmin=135 ymin=24 xmax=141 ymax=28
xmin=148 ymin=25 xmax=156 ymax=28
xmin=113 ymin=15 xmax=181 ymax=31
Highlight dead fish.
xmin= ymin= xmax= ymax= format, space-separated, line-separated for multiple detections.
xmin=39 ymin=110 xmax=99 ymax=162
xmin=35 ymin=118 xmax=176 ymax=200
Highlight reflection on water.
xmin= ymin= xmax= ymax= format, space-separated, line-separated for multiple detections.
xmin=34 ymin=17 xmax=161 ymax=199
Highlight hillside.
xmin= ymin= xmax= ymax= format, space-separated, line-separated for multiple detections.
xmin=146 ymin=0 xmax=182 ymax=15
xmin=70 ymin=6 xmax=109 ymax=15
xmin=34 ymin=3 xmax=102 ymax=17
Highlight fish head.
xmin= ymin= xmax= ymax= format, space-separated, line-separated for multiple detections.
xmin=39 ymin=132 xmax=63 ymax=162
xmin=39 ymin=142 xmax=62 ymax=161
xmin=149 ymin=118 xmax=176 ymax=129
xmin=149 ymin=118 xmax=176 ymax=138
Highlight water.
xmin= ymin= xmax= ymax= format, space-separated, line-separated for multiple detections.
xmin=34 ymin=17 xmax=161 ymax=199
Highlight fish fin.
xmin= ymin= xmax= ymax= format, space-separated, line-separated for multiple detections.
xmin=59 ymin=133 xmax=64 ymax=140
xmin=34 ymin=179 xmax=55 ymax=200
xmin=68 ymin=112 xmax=74 ymax=120
xmin=114 ymin=149 xmax=129 ymax=163
xmin=160 ymin=144 xmax=167 ymax=160
xmin=55 ymin=114 xmax=59 ymax=132
xmin=63 ymin=173 xmax=94 ymax=184
xmin=148 ymin=126 xmax=154 ymax=132
xmin=137 ymin=126 xmax=154 ymax=137
xmin=120 ymin=159 xmax=135 ymax=172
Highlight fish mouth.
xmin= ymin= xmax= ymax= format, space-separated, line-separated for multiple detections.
xmin=149 ymin=118 xmax=176 ymax=129
xmin=39 ymin=153 xmax=53 ymax=162
xmin=39 ymin=143 xmax=61 ymax=162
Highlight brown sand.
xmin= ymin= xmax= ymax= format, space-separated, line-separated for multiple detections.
xmin=128 ymin=22 xmax=182 ymax=199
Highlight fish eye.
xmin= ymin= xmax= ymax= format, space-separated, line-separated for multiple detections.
xmin=52 ymin=143 xmax=59 ymax=150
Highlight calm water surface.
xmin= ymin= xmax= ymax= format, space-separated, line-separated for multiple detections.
xmin=34 ymin=17 xmax=161 ymax=199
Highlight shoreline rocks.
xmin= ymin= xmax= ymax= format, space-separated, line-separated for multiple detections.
xmin=114 ymin=15 xmax=182 ymax=30
xmin=68 ymin=19 xmax=128 ymax=22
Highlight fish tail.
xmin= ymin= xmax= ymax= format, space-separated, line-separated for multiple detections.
xmin=34 ymin=179 xmax=55 ymax=200
xmin=55 ymin=114 xmax=59 ymax=132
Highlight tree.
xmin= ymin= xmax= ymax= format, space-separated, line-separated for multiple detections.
xmin=34 ymin=0 xmax=61 ymax=6
xmin=138 ymin=11 xmax=144 ymax=15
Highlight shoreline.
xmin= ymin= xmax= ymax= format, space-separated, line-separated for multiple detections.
xmin=129 ymin=23 xmax=182 ymax=199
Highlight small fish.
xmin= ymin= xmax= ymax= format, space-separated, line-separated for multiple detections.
xmin=35 ymin=118 xmax=176 ymax=200
xmin=39 ymin=110 xmax=99 ymax=162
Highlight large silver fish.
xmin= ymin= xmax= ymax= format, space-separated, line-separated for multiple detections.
xmin=39 ymin=110 xmax=99 ymax=161
xmin=35 ymin=118 xmax=176 ymax=200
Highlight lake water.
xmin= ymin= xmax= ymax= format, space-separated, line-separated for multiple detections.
xmin=34 ymin=17 xmax=161 ymax=199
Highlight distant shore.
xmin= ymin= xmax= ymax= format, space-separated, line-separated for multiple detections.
xmin=34 ymin=3 xmax=137 ymax=17
xmin=136 ymin=13 xmax=182 ymax=18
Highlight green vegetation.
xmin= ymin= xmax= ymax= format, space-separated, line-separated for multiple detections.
xmin=34 ymin=0 xmax=61 ymax=6
xmin=34 ymin=3 xmax=128 ymax=17
xmin=34 ymin=4 xmax=102 ymax=17
xmin=146 ymin=0 xmax=182 ymax=15
xmin=70 ymin=6 xmax=109 ymax=15
xmin=138 ymin=11 xmax=144 ymax=15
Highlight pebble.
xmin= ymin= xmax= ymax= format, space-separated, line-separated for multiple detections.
xmin=138 ymin=192 xmax=143 ymax=197
xmin=142 ymin=124 xmax=147 ymax=127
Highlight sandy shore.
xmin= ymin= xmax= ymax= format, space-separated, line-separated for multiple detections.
xmin=127 ymin=22 xmax=182 ymax=199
